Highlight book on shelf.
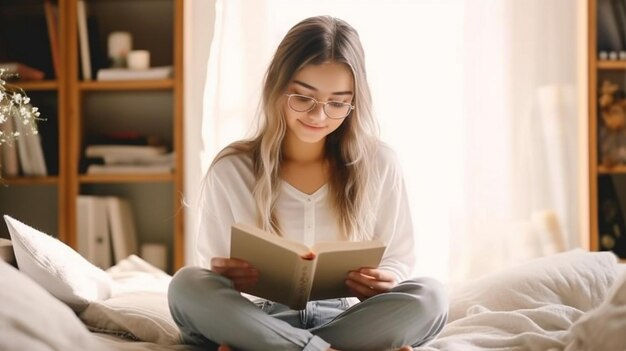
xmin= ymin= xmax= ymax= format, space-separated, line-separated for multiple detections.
xmin=86 ymin=164 xmax=173 ymax=175
xmin=90 ymin=131 xmax=164 ymax=147
xmin=96 ymin=66 xmax=173 ymax=81
xmin=43 ymin=0 xmax=60 ymax=79
xmin=612 ymin=0 xmax=626 ymax=51
xmin=598 ymin=0 xmax=623 ymax=52
xmin=230 ymin=223 xmax=386 ymax=310
xmin=106 ymin=197 xmax=139 ymax=263
xmin=77 ymin=0 xmax=92 ymax=80
xmin=75 ymin=0 xmax=106 ymax=81
xmin=101 ymin=152 xmax=175 ymax=166
xmin=0 ymin=116 xmax=20 ymax=177
xmin=85 ymin=144 xmax=168 ymax=158
xmin=77 ymin=196 xmax=112 ymax=269
xmin=0 ymin=63 xmax=45 ymax=81
xmin=13 ymin=114 xmax=47 ymax=176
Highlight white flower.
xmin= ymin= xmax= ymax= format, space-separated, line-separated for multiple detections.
xmin=0 ymin=69 xmax=41 ymax=146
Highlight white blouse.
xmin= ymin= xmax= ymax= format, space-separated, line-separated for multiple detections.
xmin=195 ymin=144 xmax=416 ymax=283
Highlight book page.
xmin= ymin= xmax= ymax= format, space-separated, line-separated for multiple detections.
xmin=230 ymin=224 xmax=313 ymax=308
xmin=309 ymin=243 xmax=385 ymax=301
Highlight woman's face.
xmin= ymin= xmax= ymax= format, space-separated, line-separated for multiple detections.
xmin=282 ymin=61 xmax=354 ymax=145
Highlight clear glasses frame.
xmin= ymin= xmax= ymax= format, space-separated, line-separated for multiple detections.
xmin=285 ymin=94 xmax=354 ymax=119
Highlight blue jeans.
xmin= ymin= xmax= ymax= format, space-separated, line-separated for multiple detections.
xmin=168 ymin=267 xmax=447 ymax=351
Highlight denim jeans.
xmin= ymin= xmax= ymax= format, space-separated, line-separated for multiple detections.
xmin=168 ymin=267 xmax=448 ymax=351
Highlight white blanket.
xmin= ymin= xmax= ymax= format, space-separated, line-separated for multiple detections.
xmin=416 ymin=250 xmax=623 ymax=351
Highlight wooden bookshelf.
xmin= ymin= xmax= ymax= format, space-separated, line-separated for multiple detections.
xmin=0 ymin=0 xmax=185 ymax=272
xmin=588 ymin=0 xmax=626 ymax=258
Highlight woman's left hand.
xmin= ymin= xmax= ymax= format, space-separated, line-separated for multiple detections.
xmin=345 ymin=268 xmax=396 ymax=300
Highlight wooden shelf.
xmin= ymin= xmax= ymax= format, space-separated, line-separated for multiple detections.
xmin=8 ymin=80 xmax=59 ymax=91
xmin=589 ymin=0 xmax=626 ymax=258
xmin=597 ymin=60 xmax=626 ymax=70
xmin=598 ymin=165 xmax=626 ymax=174
xmin=79 ymin=173 xmax=175 ymax=184
xmin=0 ymin=0 xmax=185 ymax=271
xmin=0 ymin=176 xmax=59 ymax=185
xmin=78 ymin=79 xmax=174 ymax=91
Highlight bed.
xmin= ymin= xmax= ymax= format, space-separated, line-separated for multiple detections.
xmin=1 ymin=214 xmax=626 ymax=351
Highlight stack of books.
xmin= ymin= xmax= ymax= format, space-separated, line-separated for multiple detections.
xmin=85 ymin=145 xmax=174 ymax=174
xmin=76 ymin=195 xmax=139 ymax=268
xmin=84 ymin=132 xmax=174 ymax=174
xmin=0 ymin=115 xmax=47 ymax=177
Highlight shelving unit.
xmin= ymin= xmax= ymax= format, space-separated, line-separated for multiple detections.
xmin=588 ymin=0 xmax=626 ymax=258
xmin=0 ymin=0 xmax=185 ymax=272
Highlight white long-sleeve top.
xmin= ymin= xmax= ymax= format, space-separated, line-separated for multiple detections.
xmin=195 ymin=143 xmax=416 ymax=283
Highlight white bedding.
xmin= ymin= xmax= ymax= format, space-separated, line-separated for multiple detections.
xmin=2 ymin=218 xmax=626 ymax=351
xmin=416 ymin=250 xmax=626 ymax=351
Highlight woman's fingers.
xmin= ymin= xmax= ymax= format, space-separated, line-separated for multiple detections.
xmin=210 ymin=257 xmax=259 ymax=291
xmin=345 ymin=268 xmax=397 ymax=299
xmin=211 ymin=257 xmax=249 ymax=270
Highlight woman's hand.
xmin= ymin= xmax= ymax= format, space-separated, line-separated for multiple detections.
xmin=345 ymin=268 xmax=396 ymax=300
xmin=210 ymin=257 xmax=259 ymax=292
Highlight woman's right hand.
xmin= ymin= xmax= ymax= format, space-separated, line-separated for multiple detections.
xmin=210 ymin=257 xmax=259 ymax=292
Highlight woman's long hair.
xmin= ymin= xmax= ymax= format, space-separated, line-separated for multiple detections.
xmin=213 ymin=16 xmax=379 ymax=240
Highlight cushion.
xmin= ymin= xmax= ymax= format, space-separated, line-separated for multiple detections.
xmin=0 ymin=259 xmax=107 ymax=351
xmin=565 ymin=270 xmax=626 ymax=350
xmin=448 ymin=249 xmax=619 ymax=322
xmin=80 ymin=254 xmax=180 ymax=344
xmin=3 ymin=215 xmax=112 ymax=312
xmin=80 ymin=291 xmax=181 ymax=344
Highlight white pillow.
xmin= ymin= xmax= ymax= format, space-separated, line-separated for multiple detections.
xmin=4 ymin=215 xmax=112 ymax=311
xmin=0 ymin=259 xmax=108 ymax=351
xmin=80 ymin=255 xmax=181 ymax=344
xmin=448 ymin=249 xmax=619 ymax=322
xmin=565 ymin=271 xmax=626 ymax=351
xmin=80 ymin=290 xmax=181 ymax=345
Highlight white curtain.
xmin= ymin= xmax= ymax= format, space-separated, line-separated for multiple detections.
xmin=185 ymin=0 xmax=586 ymax=284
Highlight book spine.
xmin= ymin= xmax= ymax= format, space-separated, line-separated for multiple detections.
xmin=289 ymin=259 xmax=314 ymax=310
xmin=77 ymin=0 xmax=92 ymax=80
xmin=43 ymin=0 xmax=60 ymax=78
xmin=0 ymin=116 xmax=19 ymax=176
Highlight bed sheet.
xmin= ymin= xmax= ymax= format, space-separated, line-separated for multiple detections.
xmin=415 ymin=252 xmax=625 ymax=351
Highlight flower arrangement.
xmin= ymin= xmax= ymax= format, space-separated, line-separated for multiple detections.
xmin=0 ymin=68 xmax=41 ymax=146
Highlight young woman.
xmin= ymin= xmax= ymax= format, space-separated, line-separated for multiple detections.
xmin=168 ymin=15 xmax=447 ymax=351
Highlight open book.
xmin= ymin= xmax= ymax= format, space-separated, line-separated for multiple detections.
xmin=230 ymin=223 xmax=386 ymax=310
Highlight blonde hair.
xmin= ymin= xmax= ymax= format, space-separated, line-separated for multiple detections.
xmin=212 ymin=16 xmax=379 ymax=240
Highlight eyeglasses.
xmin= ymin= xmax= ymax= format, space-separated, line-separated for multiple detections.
xmin=285 ymin=94 xmax=354 ymax=119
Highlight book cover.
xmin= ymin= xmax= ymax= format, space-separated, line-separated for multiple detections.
xmin=101 ymin=152 xmax=175 ymax=166
xmin=96 ymin=66 xmax=173 ymax=81
xmin=86 ymin=164 xmax=173 ymax=175
xmin=43 ymin=0 xmax=60 ymax=79
xmin=105 ymin=197 xmax=139 ymax=263
xmin=230 ymin=223 xmax=385 ymax=310
xmin=85 ymin=144 xmax=168 ymax=158
xmin=77 ymin=0 xmax=92 ymax=81
xmin=77 ymin=196 xmax=112 ymax=269
xmin=598 ymin=0 xmax=623 ymax=52
xmin=0 ymin=116 xmax=20 ymax=177
xmin=13 ymin=114 xmax=47 ymax=176
xmin=0 ymin=62 xmax=45 ymax=81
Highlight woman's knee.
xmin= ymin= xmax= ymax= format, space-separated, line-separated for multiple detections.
xmin=396 ymin=277 xmax=449 ymax=321
xmin=168 ymin=266 xmax=231 ymax=308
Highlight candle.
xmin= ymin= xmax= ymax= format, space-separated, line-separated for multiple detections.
xmin=127 ymin=50 xmax=150 ymax=70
